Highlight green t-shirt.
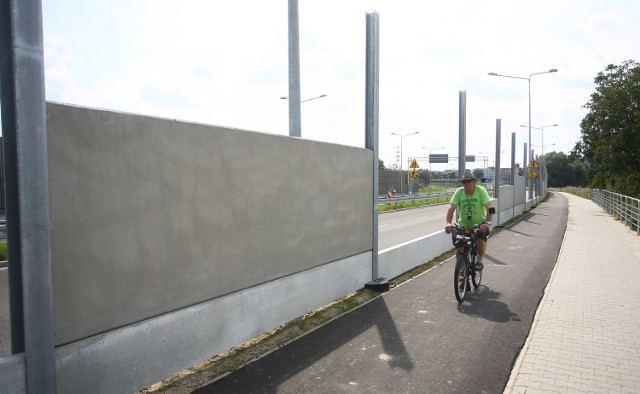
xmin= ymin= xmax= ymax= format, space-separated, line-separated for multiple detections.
xmin=450 ymin=185 xmax=491 ymax=227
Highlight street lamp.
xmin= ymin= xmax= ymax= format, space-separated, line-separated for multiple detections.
xmin=280 ymin=94 xmax=327 ymax=103
xmin=488 ymin=68 xmax=558 ymax=198
xmin=520 ymin=123 xmax=557 ymax=157
xmin=391 ymin=131 xmax=419 ymax=195
xmin=532 ymin=142 xmax=556 ymax=150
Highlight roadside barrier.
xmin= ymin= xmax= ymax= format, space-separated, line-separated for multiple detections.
xmin=591 ymin=189 xmax=640 ymax=234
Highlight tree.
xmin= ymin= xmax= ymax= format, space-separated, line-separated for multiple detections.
xmin=418 ymin=169 xmax=431 ymax=185
xmin=473 ymin=168 xmax=484 ymax=180
xmin=515 ymin=163 xmax=523 ymax=177
xmin=544 ymin=151 xmax=589 ymax=187
xmin=379 ymin=159 xmax=386 ymax=170
xmin=573 ymin=59 xmax=640 ymax=196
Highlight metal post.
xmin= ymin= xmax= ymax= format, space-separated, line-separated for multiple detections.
xmin=458 ymin=91 xmax=466 ymax=182
xmin=0 ymin=0 xmax=56 ymax=392
xmin=365 ymin=12 xmax=380 ymax=281
xmin=494 ymin=119 xmax=501 ymax=201
xmin=400 ymin=141 xmax=403 ymax=195
xmin=287 ymin=0 xmax=302 ymax=137
xmin=523 ymin=143 xmax=527 ymax=184
xmin=637 ymin=201 xmax=640 ymax=235
xmin=511 ymin=132 xmax=516 ymax=185
xmin=528 ymin=78 xmax=533 ymax=199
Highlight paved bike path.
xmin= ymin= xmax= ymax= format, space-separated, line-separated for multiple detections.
xmin=504 ymin=193 xmax=640 ymax=393
xmin=194 ymin=193 xmax=572 ymax=393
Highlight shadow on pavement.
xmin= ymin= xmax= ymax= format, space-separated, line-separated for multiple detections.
xmin=457 ymin=287 xmax=520 ymax=323
xmin=195 ymin=296 xmax=412 ymax=393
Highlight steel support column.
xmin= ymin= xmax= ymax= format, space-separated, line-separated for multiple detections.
xmin=287 ymin=0 xmax=302 ymax=137
xmin=0 ymin=0 xmax=56 ymax=392
xmin=365 ymin=12 xmax=380 ymax=281
xmin=458 ymin=91 xmax=466 ymax=182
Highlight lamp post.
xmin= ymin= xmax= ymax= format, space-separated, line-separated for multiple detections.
xmin=488 ymin=69 xmax=558 ymax=198
xmin=532 ymin=142 xmax=556 ymax=151
xmin=280 ymin=94 xmax=327 ymax=103
xmin=520 ymin=123 xmax=557 ymax=158
xmin=391 ymin=131 xmax=419 ymax=195
xmin=521 ymin=123 xmax=557 ymax=183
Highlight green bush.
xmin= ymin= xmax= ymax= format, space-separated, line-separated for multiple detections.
xmin=0 ymin=240 xmax=6 ymax=261
xmin=379 ymin=197 xmax=449 ymax=212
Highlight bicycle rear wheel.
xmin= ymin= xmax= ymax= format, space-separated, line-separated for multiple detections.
xmin=454 ymin=254 xmax=467 ymax=302
xmin=470 ymin=253 xmax=482 ymax=288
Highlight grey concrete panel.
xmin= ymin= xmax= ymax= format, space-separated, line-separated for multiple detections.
xmin=54 ymin=252 xmax=371 ymax=394
xmin=514 ymin=176 xmax=526 ymax=205
xmin=499 ymin=185 xmax=515 ymax=210
xmin=0 ymin=354 xmax=26 ymax=393
xmin=378 ymin=230 xmax=451 ymax=280
xmin=46 ymin=103 xmax=373 ymax=345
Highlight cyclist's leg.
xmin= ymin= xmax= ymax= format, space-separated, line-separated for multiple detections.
xmin=476 ymin=238 xmax=486 ymax=257
xmin=474 ymin=229 xmax=489 ymax=269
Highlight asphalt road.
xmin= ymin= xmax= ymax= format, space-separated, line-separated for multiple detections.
xmin=378 ymin=204 xmax=448 ymax=250
xmin=197 ymin=193 xmax=569 ymax=393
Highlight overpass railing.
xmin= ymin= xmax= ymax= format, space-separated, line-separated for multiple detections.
xmin=591 ymin=189 xmax=640 ymax=234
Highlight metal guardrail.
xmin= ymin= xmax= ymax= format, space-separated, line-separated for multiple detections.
xmin=591 ymin=189 xmax=640 ymax=235
xmin=378 ymin=192 xmax=453 ymax=204
xmin=0 ymin=219 xmax=5 ymax=240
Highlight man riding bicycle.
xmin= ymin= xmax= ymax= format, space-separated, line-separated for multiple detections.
xmin=444 ymin=169 xmax=494 ymax=270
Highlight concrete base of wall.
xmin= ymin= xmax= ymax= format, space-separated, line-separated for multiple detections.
xmin=0 ymin=354 xmax=25 ymax=393
xmin=49 ymin=251 xmax=372 ymax=394
xmin=378 ymin=231 xmax=452 ymax=280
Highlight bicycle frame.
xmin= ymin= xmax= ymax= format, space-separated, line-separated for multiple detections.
xmin=452 ymin=225 xmax=482 ymax=302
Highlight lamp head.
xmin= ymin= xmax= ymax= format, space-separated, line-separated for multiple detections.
xmin=488 ymin=72 xmax=498 ymax=76
xmin=549 ymin=69 xmax=558 ymax=73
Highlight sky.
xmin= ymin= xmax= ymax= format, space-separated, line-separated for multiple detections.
xmin=38 ymin=0 xmax=640 ymax=172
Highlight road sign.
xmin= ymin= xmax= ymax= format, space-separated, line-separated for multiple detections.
xmin=527 ymin=160 xmax=539 ymax=168
xmin=410 ymin=169 xmax=419 ymax=178
xmin=527 ymin=170 xmax=539 ymax=179
xmin=429 ymin=153 xmax=448 ymax=163
xmin=409 ymin=159 xmax=419 ymax=169
xmin=465 ymin=155 xmax=475 ymax=162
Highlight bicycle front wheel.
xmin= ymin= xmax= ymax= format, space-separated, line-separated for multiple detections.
xmin=454 ymin=254 xmax=467 ymax=302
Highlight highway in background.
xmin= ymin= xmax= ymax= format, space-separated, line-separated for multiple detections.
xmin=378 ymin=203 xmax=448 ymax=250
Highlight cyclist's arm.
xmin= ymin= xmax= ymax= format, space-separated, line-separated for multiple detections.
xmin=479 ymin=201 xmax=494 ymax=232
xmin=445 ymin=203 xmax=457 ymax=233
xmin=484 ymin=202 xmax=494 ymax=224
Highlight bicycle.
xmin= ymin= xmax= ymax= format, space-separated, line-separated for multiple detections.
xmin=451 ymin=224 xmax=482 ymax=302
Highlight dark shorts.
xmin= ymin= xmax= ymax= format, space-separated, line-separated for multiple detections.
xmin=459 ymin=226 xmax=489 ymax=241
xmin=476 ymin=227 xmax=489 ymax=241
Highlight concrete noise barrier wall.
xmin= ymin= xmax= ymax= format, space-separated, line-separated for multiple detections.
xmin=46 ymin=102 xmax=374 ymax=346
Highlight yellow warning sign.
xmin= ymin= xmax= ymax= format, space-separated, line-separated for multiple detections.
xmin=410 ymin=169 xmax=419 ymax=178
xmin=409 ymin=159 xmax=420 ymax=169
xmin=527 ymin=160 xmax=540 ymax=169
xmin=527 ymin=170 xmax=539 ymax=179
